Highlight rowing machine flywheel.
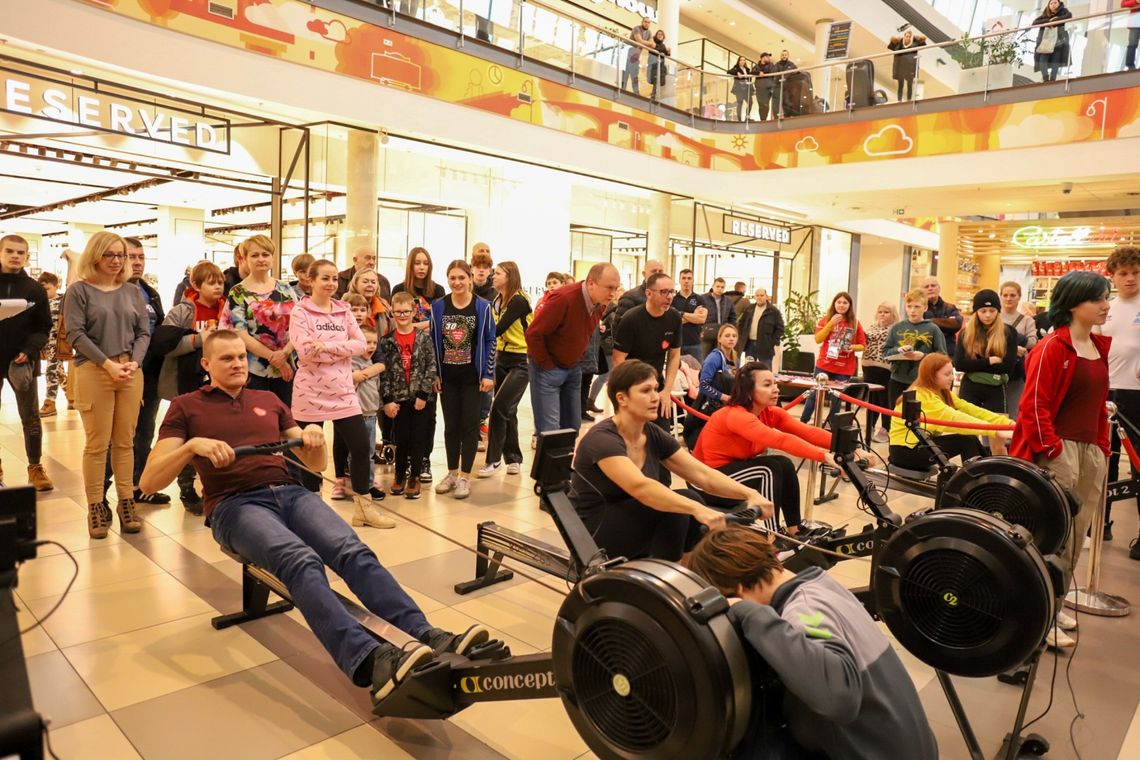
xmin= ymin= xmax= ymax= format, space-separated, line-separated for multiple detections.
xmin=552 ymin=559 xmax=752 ymax=760
xmin=938 ymin=456 xmax=1073 ymax=556
xmin=873 ymin=508 xmax=1055 ymax=678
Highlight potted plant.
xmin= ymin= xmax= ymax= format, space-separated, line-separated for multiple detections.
xmin=780 ymin=290 xmax=821 ymax=374
xmin=950 ymin=31 xmax=1027 ymax=92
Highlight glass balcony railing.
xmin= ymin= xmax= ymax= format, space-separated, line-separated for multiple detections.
xmin=345 ymin=1 xmax=1139 ymax=124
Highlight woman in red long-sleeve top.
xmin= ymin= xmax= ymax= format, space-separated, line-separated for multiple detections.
xmin=694 ymin=362 xmax=869 ymax=532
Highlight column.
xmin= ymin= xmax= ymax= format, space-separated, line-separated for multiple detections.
xmin=656 ymin=0 xmax=680 ymax=56
xmin=648 ymin=191 xmax=671 ymax=269
xmin=155 ymin=206 xmax=205 ymax=305
xmin=63 ymin=223 xmax=102 ymax=284
xmin=345 ymin=129 xmax=380 ymax=267
xmin=936 ymin=220 xmax=959 ymax=298
xmin=978 ymin=254 xmax=1001 ymax=291
xmin=814 ymin=18 xmax=836 ymax=112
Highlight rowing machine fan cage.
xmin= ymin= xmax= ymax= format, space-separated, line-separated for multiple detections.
xmin=552 ymin=559 xmax=752 ymax=760
xmin=937 ymin=456 xmax=1073 ymax=556
xmin=873 ymin=508 xmax=1055 ymax=678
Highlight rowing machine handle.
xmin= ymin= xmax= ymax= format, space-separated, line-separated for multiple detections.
xmin=724 ymin=505 xmax=761 ymax=526
xmin=232 ymin=440 xmax=305 ymax=457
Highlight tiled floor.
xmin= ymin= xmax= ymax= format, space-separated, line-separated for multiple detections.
xmin=5 ymin=386 xmax=1139 ymax=759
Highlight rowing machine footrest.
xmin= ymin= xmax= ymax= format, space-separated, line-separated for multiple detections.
xmin=466 ymin=639 xmax=513 ymax=662
xmin=371 ymin=657 xmax=460 ymax=720
xmin=886 ymin=464 xmax=939 ymax=481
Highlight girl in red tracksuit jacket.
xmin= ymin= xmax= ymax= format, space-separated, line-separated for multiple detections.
xmin=1012 ymin=272 xmax=1111 ymax=575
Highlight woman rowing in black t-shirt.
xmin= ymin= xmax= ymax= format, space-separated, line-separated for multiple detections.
xmin=568 ymin=359 xmax=773 ymax=561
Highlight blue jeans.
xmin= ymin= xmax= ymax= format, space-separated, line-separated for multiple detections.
xmin=210 ymin=484 xmax=430 ymax=678
xmin=681 ymin=344 xmax=703 ymax=361
xmin=799 ymin=369 xmax=851 ymax=424
xmin=528 ymin=360 xmax=582 ymax=435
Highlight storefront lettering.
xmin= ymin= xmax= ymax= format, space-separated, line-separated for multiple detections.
xmin=2 ymin=74 xmax=229 ymax=153
xmin=723 ymin=216 xmax=792 ymax=245
xmin=1011 ymin=225 xmax=1118 ymax=250
xmin=591 ymin=0 xmax=658 ymax=24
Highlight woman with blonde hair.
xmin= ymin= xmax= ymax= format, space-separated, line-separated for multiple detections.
xmin=221 ymin=235 xmax=298 ymax=405
xmin=65 ymin=231 xmax=151 ymax=538
xmin=348 ymin=268 xmax=391 ymax=337
xmin=862 ymin=301 xmax=898 ymax=442
xmin=953 ymin=289 xmax=1018 ymax=431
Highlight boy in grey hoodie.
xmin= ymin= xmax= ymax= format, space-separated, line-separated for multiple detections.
xmin=686 ymin=526 xmax=937 ymax=760
xmin=352 ymin=325 xmax=384 ymax=494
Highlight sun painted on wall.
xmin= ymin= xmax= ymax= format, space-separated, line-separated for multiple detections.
xmin=79 ymin=0 xmax=1140 ymax=172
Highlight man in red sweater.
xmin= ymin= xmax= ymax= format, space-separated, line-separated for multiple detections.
xmin=526 ymin=263 xmax=620 ymax=434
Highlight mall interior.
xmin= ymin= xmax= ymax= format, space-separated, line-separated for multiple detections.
xmin=1 ymin=0 xmax=1139 ymax=758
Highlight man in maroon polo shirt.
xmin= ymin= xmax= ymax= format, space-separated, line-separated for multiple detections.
xmin=139 ymin=330 xmax=493 ymax=705
xmin=525 ymin=262 xmax=620 ymax=434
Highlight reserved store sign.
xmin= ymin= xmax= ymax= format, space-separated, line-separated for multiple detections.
xmin=1 ymin=70 xmax=230 ymax=153
xmin=723 ymin=215 xmax=792 ymax=245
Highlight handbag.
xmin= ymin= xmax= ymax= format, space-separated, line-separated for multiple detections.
xmin=1036 ymin=26 xmax=1058 ymax=55
xmin=55 ymin=297 xmax=73 ymax=361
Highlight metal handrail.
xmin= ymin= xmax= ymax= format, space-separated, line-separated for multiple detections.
xmin=739 ymin=5 xmax=1135 ymax=83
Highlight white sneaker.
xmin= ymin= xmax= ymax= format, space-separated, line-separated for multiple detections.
xmin=1056 ymin=610 xmax=1078 ymax=631
xmin=873 ymin=428 xmax=890 ymax=443
xmin=506 ymin=462 xmax=521 ymax=475
xmin=435 ymin=474 xmax=457 ymax=494
xmin=454 ymin=477 xmax=471 ymax=499
xmin=1045 ymin=626 xmax=1076 ymax=649
xmin=478 ymin=462 xmax=501 ymax=478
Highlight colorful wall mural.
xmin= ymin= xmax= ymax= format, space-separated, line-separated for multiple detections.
xmin=76 ymin=0 xmax=1140 ymax=172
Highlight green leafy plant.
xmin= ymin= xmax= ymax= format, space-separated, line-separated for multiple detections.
xmin=947 ymin=31 xmax=1027 ymax=69
xmin=781 ymin=289 xmax=822 ymax=359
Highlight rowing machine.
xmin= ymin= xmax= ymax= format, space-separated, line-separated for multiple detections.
xmin=0 ymin=486 xmax=43 ymax=760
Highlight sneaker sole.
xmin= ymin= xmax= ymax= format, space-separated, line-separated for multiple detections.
xmin=352 ymin=518 xmax=397 ymax=529
xmin=372 ymin=644 xmax=435 ymax=702
xmin=453 ymin=491 xmax=470 ymax=499
xmin=453 ymin=625 xmax=492 ymax=656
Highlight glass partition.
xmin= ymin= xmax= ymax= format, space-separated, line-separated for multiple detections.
xmin=318 ymin=1 xmax=1138 ymax=125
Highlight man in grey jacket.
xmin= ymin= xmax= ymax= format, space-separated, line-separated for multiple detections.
xmin=686 ymin=526 xmax=937 ymax=760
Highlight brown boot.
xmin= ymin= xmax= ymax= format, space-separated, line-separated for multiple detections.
xmin=27 ymin=464 xmax=53 ymax=492
xmin=88 ymin=502 xmax=112 ymax=539
xmin=39 ymin=398 xmax=57 ymax=418
xmin=116 ymin=498 xmax=142 ymax=533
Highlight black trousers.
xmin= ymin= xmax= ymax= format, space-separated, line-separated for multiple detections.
xmin=393 ymin=400 xmax=431 ymax=484
xmin=440 ymin=380 xmax=482 ymax=473
xmin=698 ymin=455 xmax=801 ymax=528
xmin=0 ymin=374 xmax=42 ymax=465
xmin=958 ymin=378 xmax=1007 ymax=415
xmin=887 ymin=378 xmax=911 ymax=413
xmin=487 ymin=355 xmax=528 ymax=466
xmin=890 ymin=435 xmax=984 ymax=470
xmin=295 ymin=415 xmax=371 ymax=495
xmin=862 ymin=366 xmax=892 ymax=433
xmin=581 ymin=488 xmax=706 ymax=562
xmin=247 ymin=373 xmax=293 ymax=408
xmin=1107 ymin=388 xmax=1140 ymax=522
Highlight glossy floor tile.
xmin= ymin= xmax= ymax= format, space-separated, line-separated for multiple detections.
xmin=7 ymin=386 xmax=1138 ymax=759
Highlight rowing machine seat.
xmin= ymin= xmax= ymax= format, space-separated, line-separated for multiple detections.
xmin=887 ymin=464 xmax=939 ymax=482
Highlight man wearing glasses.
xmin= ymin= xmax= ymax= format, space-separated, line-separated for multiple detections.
xmin=612 ymin=272 xmax=682 ymax=429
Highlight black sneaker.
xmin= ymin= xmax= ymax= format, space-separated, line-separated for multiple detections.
xmin=1103 ymin=520 xmax=1114 ymax=542
xmin=370 ymin=642 xmax=434 ymax=703
xmin=422 ymin=624 xmax=492 ymax=658
xmin=369 ymin=486 xmax=387 ymax=501
xmin=1130 ymin=535 xmax=1140 ymax=561
xmin=134 ymin=489 xmax=171 ymax=505
xmin=180 ymin=487 xmax=204 ymax=516
xmin=419 ymin=457 xmax=433 ymax=483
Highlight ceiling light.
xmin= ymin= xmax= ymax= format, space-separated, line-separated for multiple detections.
xmin=988 ymin=233 xmax=996 ymax=239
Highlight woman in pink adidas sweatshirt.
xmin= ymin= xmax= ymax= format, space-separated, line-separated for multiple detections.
xmin=289 ymin=259 xmax=392 ymax=528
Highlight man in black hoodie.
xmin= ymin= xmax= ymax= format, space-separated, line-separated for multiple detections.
xmin=0 ymin=234 xmax=54 ymax=491
xmin=115 ymin=237 xmax=169 ymax=504
xmin=610 ymin=258 xmax=665 ymax=336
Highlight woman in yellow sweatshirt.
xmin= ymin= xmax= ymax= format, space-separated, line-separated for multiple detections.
xmin=889 ymin=352 xmax=1013 ymax=471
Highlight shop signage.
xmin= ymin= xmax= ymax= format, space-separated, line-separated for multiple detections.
xmin=825 ymin=21 xmax=853 ymax=61
xmin=591 ymin=0 xmax=658 ymax=24
xmin=1 ymin=71 xmax=230 ymax=154
xmin=1011 ymin=225 xmax=1118 ymax=250
xmin=723 ymin=215 xmax=791 ymax=245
